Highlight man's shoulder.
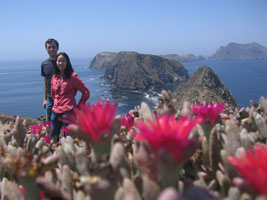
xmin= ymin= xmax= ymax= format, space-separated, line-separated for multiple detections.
xmin=41 ymin=59 xmax=55 ymax=77
xmin=41 ymin=59 xmax=52 ymax=66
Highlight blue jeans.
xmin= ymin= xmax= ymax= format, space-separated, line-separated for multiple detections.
xmin=46 ymin=97 xmax=54 ymax=121
xmin=50 ymin=109 xmax=73 ymax=142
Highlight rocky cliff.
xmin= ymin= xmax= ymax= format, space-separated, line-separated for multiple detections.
xmin=172 ymin=65 xmax=237 ymax=109
xmin=104 ymin=51 xmax=189 ymax=92
xmin=163 ymin=54 xmax=205 ymax=62
xmin=89 ymin=52 xmax=118 ymax=68
xmin=209 ymin=42 xmax=267 ymax=60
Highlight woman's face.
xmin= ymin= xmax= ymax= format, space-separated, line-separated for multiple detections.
xmin=56 ymin=55 xmax=67 ymax=73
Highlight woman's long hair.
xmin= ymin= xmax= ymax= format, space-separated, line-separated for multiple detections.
xmin=55 ymin=52 xmax=74 ymax=79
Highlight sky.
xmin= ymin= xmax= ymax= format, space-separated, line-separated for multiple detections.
xmin=0 ymin=0 xmax=266 ymax=60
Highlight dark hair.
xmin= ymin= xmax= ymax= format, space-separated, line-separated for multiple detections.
xmin=55 ymin=52 xmax=74 ymax=79
xmin=45 ymin=38 xmax=59 ymax=49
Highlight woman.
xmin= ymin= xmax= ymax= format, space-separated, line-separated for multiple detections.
xmin=50 ymin=52 xmax=90 ymax=142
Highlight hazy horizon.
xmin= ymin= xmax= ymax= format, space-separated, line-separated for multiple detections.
xmin=0 ymin=0 xmax=266 ymax=61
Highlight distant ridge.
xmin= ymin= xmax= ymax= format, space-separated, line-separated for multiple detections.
xmin=209 ymin=42 xmax=267 ymax=60
xmin=89 ymin=42 xmax=267 ymax=69
xmin=172 ymin=65 xmax=237 ymax=109
xmin=162 ymin=54 xmax=205 ymax=62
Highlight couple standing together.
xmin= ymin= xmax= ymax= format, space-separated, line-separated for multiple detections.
xmin=41 ymin=38 xmax=90 ymax=142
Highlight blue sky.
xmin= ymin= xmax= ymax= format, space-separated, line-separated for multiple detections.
xmin=0 ymin=0 xmax=266 ymax=60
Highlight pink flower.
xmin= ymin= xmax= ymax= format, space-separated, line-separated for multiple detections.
xmin=221 ymin=115 xmax=231 ymax=120
xmin=121 ymin=114 xmax=134 ymax=130
xmin=133 ymin=115 xmax=201 ymax=163
xmin=30 ymin=124 xmax=42 ymax=136
xmin=19 ymin=186 xmax=24 ymax=195
xmin=43 ymin=136 xmax=50 ymax=144
xmin=71 ymin=100 xmax=118 ymax=143
xmin=43 ymin=121 xmax=51 ymax=129
xmin=190 ymin=103 xmax=225 ymax=125
xmin=61 ymin=126 xmax=70 ymax=134
xmin=228 ymin=145 xmax=267 ymax=195
xmin=40 ymin=191 xmax=46 ymax=200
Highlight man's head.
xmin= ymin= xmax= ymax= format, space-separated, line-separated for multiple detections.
xmin=45 ymin=38 xmax=59 ymax=60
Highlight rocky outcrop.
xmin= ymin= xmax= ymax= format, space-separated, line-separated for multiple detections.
xmin=0 ymin=113 xmax=43 ymax=126
xmin=89 ymin=52 xmax=118 ymax=68
xmin=104 ymin=51 xmax=189 ymax=92
xmin=162 ymin=54 xmax=205 ymax=62
xmin=172 ymin=66 xmax=237 ymax=109
xmin=209 ymin=42 xmax=267 ymax=60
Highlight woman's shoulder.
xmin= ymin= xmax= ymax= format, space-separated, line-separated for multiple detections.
xmin=71 ymin=72 xmax=78 ymax=76
xmin=70 ymin=72 xmax=82 ymax=81
xmin=70 ymin=72 xmax=80 ymax=78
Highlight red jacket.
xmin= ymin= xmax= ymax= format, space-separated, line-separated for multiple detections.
xmin=51 ymin=72 xmax=90 ymax=113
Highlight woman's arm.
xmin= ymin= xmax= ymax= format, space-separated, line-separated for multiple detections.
xmin=72 ymin=73 xmax=90 ymax=106
xmin=51 ymin=76 xmax=55 ymax=100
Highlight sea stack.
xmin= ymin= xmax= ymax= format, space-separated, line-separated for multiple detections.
xmin=172 ymin=65 xmax=237 ymax=109
xmin=104 ymin=51 xmax=189 ymax=92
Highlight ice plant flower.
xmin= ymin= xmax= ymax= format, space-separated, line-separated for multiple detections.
xmin=133 ymin=114 xmax=201 ymax=187
xmin=61 ymin=126 xmax=70 ymax=134
xmin=191 ymin=103 xmax=225 ymax=125
xmin=42 ymin=121 xmax=51 ymax=129
xmin=133 ymin=115 xmax=200 ymax=163
xmin=30 ymin=124 xmax=42 ymax=136
xmin=19 ymin=186 xmax=24 ymax=195
xmin=70 ymin=100 xmax=118 ymax=160
xmin=228 ymin=145 xmax=267 ymax=195
xmin=43 ymin=136 xmax=50 ymax=144
xmin=40 ymin=191 xmax=46 ymax=200
xmin=72 ymin=100 xmax=118 ymax=143
xmin=121 ymin=114 xmax=134 ymax=130
xmin=221 ymin=115 xmax=231 ymax=120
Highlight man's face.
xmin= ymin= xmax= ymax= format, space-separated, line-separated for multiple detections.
xmin=46 ymin=41 xmax=58 ymax=59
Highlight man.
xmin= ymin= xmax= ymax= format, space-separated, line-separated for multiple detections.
xmin=41 ymin=38 xmax=59 ymax=121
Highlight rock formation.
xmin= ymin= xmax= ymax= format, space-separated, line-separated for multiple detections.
xmin=104 ymin=51 xmax=189 ymax=92
xmin=162 ymin=54 xmax=205 ymax=62
xmin=0 ymin=113 xmax=43 ymax=126
xmin=209 ymin=42 xmax=267 ymax=60
xmin=172 ymin=65 xmax=237 ymax=109
xmin=89 ymin=52 xmax=118 ymax=68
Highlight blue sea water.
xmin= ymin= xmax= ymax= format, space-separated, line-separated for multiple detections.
xmin=0 ymin=59 xmax=266 ymax=118
xmin=0 ymin=58 xmax=157 ymax=118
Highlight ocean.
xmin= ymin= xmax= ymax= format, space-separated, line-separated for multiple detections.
xmin=0 ymin=59 xmax=266 ymax=118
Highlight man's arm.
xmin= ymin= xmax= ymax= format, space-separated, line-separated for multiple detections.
xmin=43 ymin=77 xmax=47 ymax=109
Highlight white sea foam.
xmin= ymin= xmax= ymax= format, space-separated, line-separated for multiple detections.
xmin=88 ymin=77 xmax=97 ymax=81
xmin=119 ymin=95 xmax=128 ymax=100
xmin=74 ymin=66 xmax=88 ymax=69
xmin=118 ymin=102 xmax=127 ymax=107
